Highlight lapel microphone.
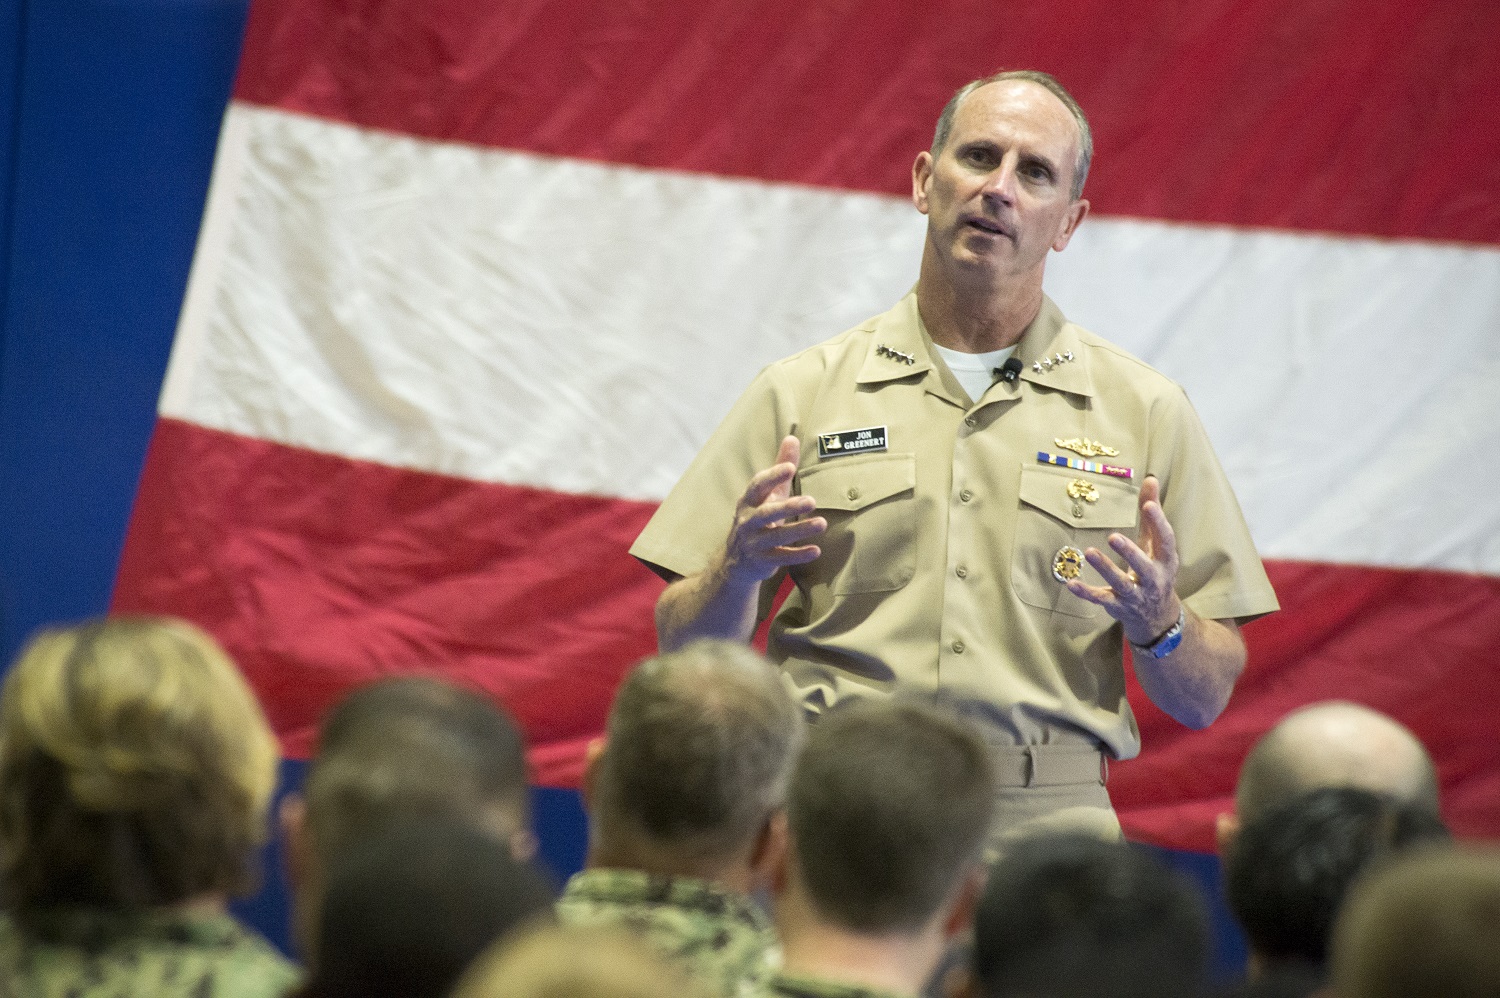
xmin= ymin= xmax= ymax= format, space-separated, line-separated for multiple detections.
xmin=994 ymin=357 xmax=1024 ymax=383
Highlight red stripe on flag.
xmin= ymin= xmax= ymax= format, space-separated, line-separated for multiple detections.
xmin=115 ymin=422 xmax=1500 ymax=840
xmin=111 ymin=418 xmax=664 ymax=787
xmin=232 ymin=0 xmax=1500 ymax=244
xmin=1116 ymin=561 xmax=1500 ymax=852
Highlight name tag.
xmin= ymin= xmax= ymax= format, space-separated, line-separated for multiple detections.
xmin=818 ymin=426 xmax=888 ymax=458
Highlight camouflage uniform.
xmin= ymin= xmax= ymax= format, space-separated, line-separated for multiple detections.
xmin=557 ymin=868 xmax=779 ymax=998
xmin=0 ymin=910 xmax=299 ymax=998
xmin=766 ymin=972 xmax=907 ymax=998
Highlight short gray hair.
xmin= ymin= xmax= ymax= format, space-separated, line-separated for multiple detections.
xmin=931 ymin=70 xmax=1092 ymax=201
xmin=594 ymin=641 xmax=802 ymax=863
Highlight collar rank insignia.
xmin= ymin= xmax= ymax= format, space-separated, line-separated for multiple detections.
xmin=1055 ymin=437 xmax=1119 ymax=458
xmin=875 ymin=344 xmax=916 ymax=366
xmin=818 ymin=425 xmax=889 ymax=458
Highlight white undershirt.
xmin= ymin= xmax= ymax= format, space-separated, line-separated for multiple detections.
xmin=933 ymin=343 xmax=1019 ymax=404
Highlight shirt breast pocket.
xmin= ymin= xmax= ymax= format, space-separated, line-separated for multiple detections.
xmin=1012 ymin=465 xmax=1140 ymax=619
xmin=798 ymin=453 xmax=917 ymax=595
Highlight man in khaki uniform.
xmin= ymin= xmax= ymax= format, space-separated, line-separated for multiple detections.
xmin=630 ymin=70 xmax=1278 ymax=837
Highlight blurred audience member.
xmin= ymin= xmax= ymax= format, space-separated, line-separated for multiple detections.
xmin=280 ymin=675 xmax=533 ymax=954
xmin=1329 ymin=845 xmax=1500 ymax=998
xmin=1218 ymin=701 xmax=1439 ymax=853
xmin=0 ymin=617 xmax=297 ymax=997
xmin=454 ymin=924 xmax=695 ymax=998
xmin=290 ymin=818 xmax=553 ymax=998
xmin=772 ymin=696 xmax=995 ymax=998
xmin=972 ymin=835 xmax=1209 ymax=998
xmin=560 ymin=640 xmax=801 ymax=998
xmin=1223 ymin=785 xmax=1449 ymax=991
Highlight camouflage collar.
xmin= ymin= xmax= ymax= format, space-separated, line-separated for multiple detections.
xmin=561 ymin=868 xmax=772 ymax=931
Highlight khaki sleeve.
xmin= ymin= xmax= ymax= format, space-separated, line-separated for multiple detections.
xmin=629 ymin=364 xmax=801 ymax=593
xmin=1148 ymin=386 xmax=1280 ymax=625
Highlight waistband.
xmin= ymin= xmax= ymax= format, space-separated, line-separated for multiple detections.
xmin=987 ymin=743 xmax=1109 ymax=788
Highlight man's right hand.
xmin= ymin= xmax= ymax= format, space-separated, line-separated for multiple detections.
xmin=654 ymin=435 xmax=826 ymax=650
xmin=720 ymin=435 xmax=826 ymax=585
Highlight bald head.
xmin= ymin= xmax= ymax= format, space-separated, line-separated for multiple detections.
xmin=1236 ymin=702 xmax=1439 ymax=822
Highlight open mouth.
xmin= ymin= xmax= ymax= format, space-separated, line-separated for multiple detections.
xmin=964 ymin=216 xmax=1012 ymax=238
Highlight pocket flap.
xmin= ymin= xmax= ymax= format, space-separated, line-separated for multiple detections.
xmin=1018 ymin=464 xmax=1138 ymax=528
xmin=800 ymin=454 xmax=916 ymax=512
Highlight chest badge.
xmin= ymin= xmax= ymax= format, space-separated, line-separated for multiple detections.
xmin=1067 ymin=479 xmax=1100 ymax=518
xmin=1055 ymin=437 xmax=1118 ymax=457
xmin=817 ymin=426 xmax=889 ymax=458
xmin=1052 ymin=545 xmax=1086 ymax=583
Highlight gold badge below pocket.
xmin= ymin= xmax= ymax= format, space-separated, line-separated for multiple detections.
xmin=1052 ymin=545 xmax=1085 ymax=583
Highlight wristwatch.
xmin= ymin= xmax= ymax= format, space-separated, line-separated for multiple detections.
xmin=1133 ymin=605 xmax=1186 ymax=659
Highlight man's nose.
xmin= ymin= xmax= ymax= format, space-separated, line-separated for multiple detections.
xmin=981 ymin=161 xmax=1017 ymax=205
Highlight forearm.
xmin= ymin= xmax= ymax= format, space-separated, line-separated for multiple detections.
xmin=654 ymin=557 xmax=764 ymax=652
xmin=1131 ymin=609 xmax=1246 ymax=730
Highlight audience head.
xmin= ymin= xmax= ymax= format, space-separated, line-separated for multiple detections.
xmin=300 ymin=818 xmax=554 ymax=998
xmin=586 ymin=640 xmax=801 ymax=877
xmin=454 ymin=924 xmax=692 ymax=998
xmin=1330 ymin=845 xmax=1500 ymax=998
xmin=784 ymin=694 xmax=996 ymax=936
xmin=1225 ymin=786 xmax=1449 ymax=972
xmin=285 ymin=675 xmax=532 ymax=953
xmin=1221 ymin=701 xmax=1438 ymax=851
xmin=0 ymin=616 xmax=277 ymax=930
xmin=973 ymin=835 xmax=1210 ymax=998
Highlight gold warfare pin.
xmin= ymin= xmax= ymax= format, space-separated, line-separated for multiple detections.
xmin=1052 ymin=545 xmax=1085 ymax=583
xmin=1067 ymin=479 xmax=1099 ymax=518
xmin=1055 ymin=437 xmax=1119 ymax=458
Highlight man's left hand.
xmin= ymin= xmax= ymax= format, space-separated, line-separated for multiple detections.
xmin=1065 ymin=475 xmax=1182 ymax=645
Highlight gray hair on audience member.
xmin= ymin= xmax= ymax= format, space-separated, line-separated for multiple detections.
xmin=593 ymin=640 xmax=802 ymax=863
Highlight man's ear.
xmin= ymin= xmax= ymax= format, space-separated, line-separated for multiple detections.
xmin=912 ymin=151 xmax=935 ymax=214
xmin=1051 ymin=197 xmax=1089 ymax=251
xmin=749 ymin=809 xmax=789 ymax=891
xmin=279 ymin=793 xmax=313 ymax=892
xmin=942 ymin=865 xmax=986 ymax=940
xmin=1216 ymin=811 xmax=1240 ymax=857
xmin=580 ymin=737 xmax=606 ymax=815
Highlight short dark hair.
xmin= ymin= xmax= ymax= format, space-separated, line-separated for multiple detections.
xmin=931 ymin=70 xmax=1092 ymax=200
xmin=1225 ymin=786 xmax=1450 ymax=968
xmin=305 ymin=818 xmax=554 ymax=998
xmin=306 ymin=676 xmax=530 ymax=862
xmin=788 ymin=695 xmax=995 ymax=933
xmin=1330 ymin=845 xmax=1500 ymax=998
xmin=974 ymin=836 xmax=1210 ymax=998
xmin=594 ymin=641 xmax=801 ymax=863
xmin=0 ymin=617 xmax=278 ymax=931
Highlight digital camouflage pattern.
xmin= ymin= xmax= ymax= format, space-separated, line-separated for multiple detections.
xmin=0 ymin=910 xmax=299 ymax=998
xmin=557 ymin=869 xmax=779 ymax=998
xmin=767 ymin=971 xmax=907 ymax=998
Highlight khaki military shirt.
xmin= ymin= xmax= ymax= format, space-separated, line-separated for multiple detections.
xmin=631 ymin=292 xmax=1278 ymax=759
xmin=556 ymin=869 xmax=779 ymax=998
xmin=0 ymin=910 xmax=299 ymax=998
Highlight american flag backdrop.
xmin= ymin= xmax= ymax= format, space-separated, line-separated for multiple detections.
xmin=113 ymin=0 xmax=1500 ymax=854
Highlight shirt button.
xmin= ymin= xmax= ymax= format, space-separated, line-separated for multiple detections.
xmin=847 ymin=486 xmax=860 ymax=501
xmin=955 ymin=566 xmax=968 ymax=579
xmin=951 ymin=640 xmax=966 ymax=654
xmin=960 ymin=489 xmax=973 ymax=503
xmin=964 ymin=417 xmax=976 ymax=427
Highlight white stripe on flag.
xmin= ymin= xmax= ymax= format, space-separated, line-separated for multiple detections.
xmin=164 ymin=105 xmax=1500 ymax=575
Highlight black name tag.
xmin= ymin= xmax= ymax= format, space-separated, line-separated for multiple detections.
xmin=817 ymin=426 xmax=888 ymax=458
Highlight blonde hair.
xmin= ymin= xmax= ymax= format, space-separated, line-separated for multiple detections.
xmin=0 ymin=616 xmax=278 ymax=922
xmin=454 ymin=924 xmax=697 ymax=998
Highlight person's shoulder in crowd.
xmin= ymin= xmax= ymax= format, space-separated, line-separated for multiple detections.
xmin=766 ymin=970 xmax=907 ymax=998
xmin=558 ymin=868 xmax=778 ymax=998
xmin=0 ymin=910 xmax=298 ymax=998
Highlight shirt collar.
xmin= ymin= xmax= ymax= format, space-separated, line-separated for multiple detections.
xmin=855 ymin=292 xmax=1093 ymax=402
